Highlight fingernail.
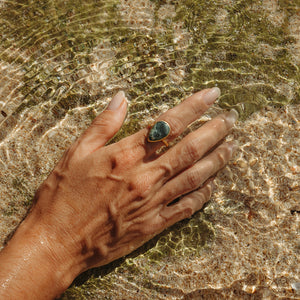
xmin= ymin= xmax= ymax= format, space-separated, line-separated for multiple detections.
xmin=107 ymin=91 xmax=126 ymax=111
xmin=225 ymin=109 xmax=239 ymax=125
xmin=203 ymin=87 xmax=221 ymax=105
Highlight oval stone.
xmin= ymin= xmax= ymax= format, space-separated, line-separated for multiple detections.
xmin=148 ymin=121 xmax=170 ymax=142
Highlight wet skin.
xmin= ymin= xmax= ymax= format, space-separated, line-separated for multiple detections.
xmin=0 ymin=88 xmax=238 ymax=299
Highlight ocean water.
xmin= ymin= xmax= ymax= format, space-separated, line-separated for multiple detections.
xmin=0 ymin=0 xmax=299 ymax=299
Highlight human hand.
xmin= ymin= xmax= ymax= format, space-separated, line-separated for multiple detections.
xmin=0 ymin=88 xmax=238 ymax=298
xmin=33 ymin=86 xmax=238 ymax=269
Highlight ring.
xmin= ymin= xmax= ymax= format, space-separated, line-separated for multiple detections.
xmin=147 ymin=120 xmax=171 ymax=146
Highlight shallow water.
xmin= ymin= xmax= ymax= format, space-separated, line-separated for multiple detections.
xmin=0 ymin=0 xmax=299 ymax=299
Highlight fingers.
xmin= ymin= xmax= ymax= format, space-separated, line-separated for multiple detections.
xmin=154 ymin=88 xmax=220 ymax=140
xmin=134 ymin=88 xmax=220 ymax=157
xmin=157 ymin=141 xmax=237 ymax=206
xmin=73 ymin=91 xmax=127 ymax=159
xmin=159 ymin=179 xmax=214 ymax=228
xmin=155 ymin=109 xmax=238 ymax=179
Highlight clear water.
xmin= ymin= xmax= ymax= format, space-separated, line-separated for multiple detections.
xmin=0 ymin=0 xmax=299 ymax=298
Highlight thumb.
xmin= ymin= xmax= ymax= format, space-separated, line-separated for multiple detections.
xmin=75 ymin=91 xmax=127 ymax=156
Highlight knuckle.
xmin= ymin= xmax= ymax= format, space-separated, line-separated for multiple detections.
xmin=92 ymin=111 xmax=112 ymax=127
xmin=90 ymin=121 xmax=110 ymax=137
xmin=183 ymin=206 xmax=194 ymax=218
xmin=164 ymin=188 xmax=176 ymax=204
xmin=190 ymin=100 xmax=204 ymax=116
xmin=182 ymin=139 xmax=200 ymax=163
xmin=159 ymin=162 xmax=173 ymax=179
xmin=140 ymin=224 xmax=155 ymax=235
xmin=113 ymin=144 xmax=136 ymax=167
xmin=185 ymin=197 xmax=195 ymax=208
xmin=128 ymin=175 xmax=152 ymax=198
xmin=186 ymin=169 xmax=201 ymax=189
xmin=178 ymin=200 xmax=194 ymax=219
xmin=195 ymin=188 xmax=209 ymax=203
xmin=181 ymin=198 xmax=194 ymax=211
xmin=140 ymin=217 xmax=161 ymax=236
xmin=167 ymin=117 xmax=183 ymax=138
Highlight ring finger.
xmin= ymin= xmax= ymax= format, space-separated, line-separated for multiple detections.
xmin=155 ymin=109 xmax=238 ymax=180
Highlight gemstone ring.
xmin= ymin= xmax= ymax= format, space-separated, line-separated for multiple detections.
xmin=147 ymin=120 xmax=171 ymax=146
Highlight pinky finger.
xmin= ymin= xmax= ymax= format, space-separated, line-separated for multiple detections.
xmin=159 ymin=179 xmax=215 ymax=228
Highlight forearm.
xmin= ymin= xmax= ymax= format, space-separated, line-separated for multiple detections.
xmin=0 ymin=213 xmax=82 ymax=299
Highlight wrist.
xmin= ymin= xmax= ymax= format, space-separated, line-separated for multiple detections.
xmin=22 ymin=211 xmax=85 ymax=292
xmin=0 ymin=211 xmax=84 ymax=299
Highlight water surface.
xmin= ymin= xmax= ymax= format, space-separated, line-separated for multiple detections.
xmin=0 ymin=0 xmax=299 ymax=298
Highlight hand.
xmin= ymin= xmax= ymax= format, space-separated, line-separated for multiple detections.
xmin=0 ymin=88 xmax=238 ymax=299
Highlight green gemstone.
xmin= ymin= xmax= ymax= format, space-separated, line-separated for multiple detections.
xmin=148 ymin=121 xmax=170 ymax=142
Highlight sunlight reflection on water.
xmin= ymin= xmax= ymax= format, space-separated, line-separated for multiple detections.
xmin=0 ymin=0 xmax=299 ymax=298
